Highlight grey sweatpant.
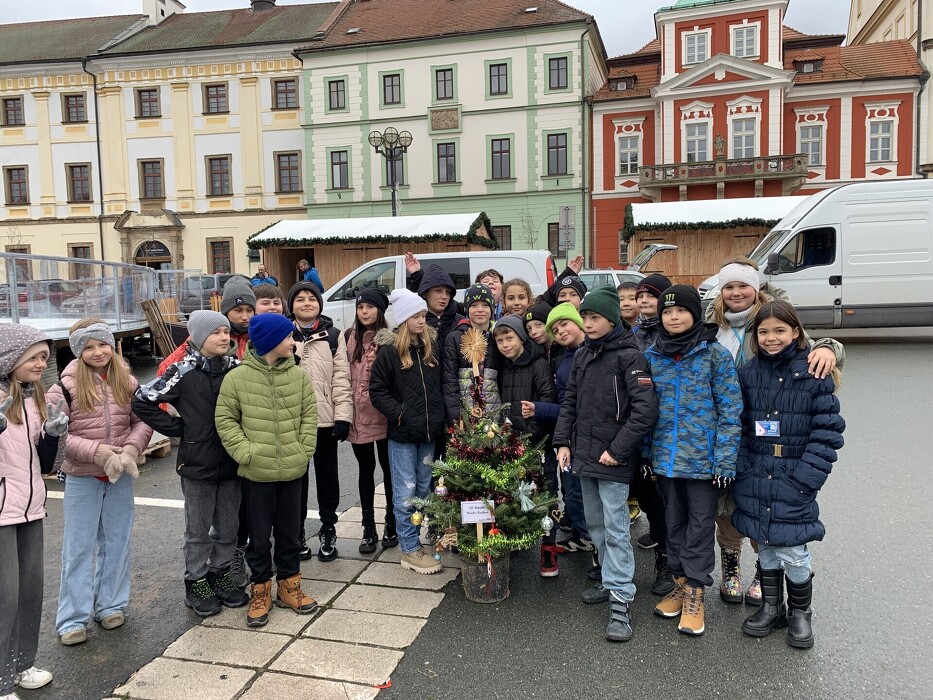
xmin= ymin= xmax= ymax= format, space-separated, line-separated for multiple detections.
xmin=0 ymin=519 xmax=44 ymax=695
xmin=180 ymin=477 xmax=241 ymax=581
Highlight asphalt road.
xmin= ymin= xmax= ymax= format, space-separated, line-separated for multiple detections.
xmin=27 ymin=336 xmax=933 ymax=699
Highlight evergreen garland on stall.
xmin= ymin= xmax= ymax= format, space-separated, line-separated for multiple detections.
xmin=621 ymin=203 xmax=780 ymax=242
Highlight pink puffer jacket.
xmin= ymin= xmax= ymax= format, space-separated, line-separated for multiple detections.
xmin=46 ymin=360 xmax=153 ymax=477
xmin=347 ymin=329 xmax=387 ymax=445
xmin=0 ymin=393 xmax=46 ymax=527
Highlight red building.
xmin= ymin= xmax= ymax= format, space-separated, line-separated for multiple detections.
xmin=590 ymin=0 xmax=926 ymax=269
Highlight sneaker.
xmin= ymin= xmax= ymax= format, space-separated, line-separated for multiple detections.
xmin=654 ymin=576 xmax=687 ymax=618
xmin=15 ymin=667 xmax=53 ymax=690
xmin=400 ymin=547 xmax=443 ymax=575
xmin=208 ymin=568 xmax=249 ymax=608
xmin=230 ymin=546 xmax=249 ymax=588
xmin=636 ymin=533 xmax=658 ymax=549
xmin=606 ymin=594 xmax=634 ymax=643
xmin=98 ymin=612 xmax=125 ymax=630
xmin=59 ymin=628 xmax=88 ymax=646
xmin=184 ymin=578 xmax=222 ymax=618
xmin=627 ymin=498 xmax=641 ymax=523
xmin=539 ymin=543 xmax=559 ymax=578
xmin=0 ymin=691 xmax=22 ymax=699
xmin=581 ymin=583 xmax=611 ymax=605
xmin=558 ymin=510 xmax=573 ymax=532
xmin=317 ymin=526 xmax=338 ymax=562
xmin=678 ymin=584 xmax=706 ymax=636
xmin=556 ymin=530 xmax=594 ymax=553
xmin=359 ymin=514 xmax=378 ymax=554
xmin=587 ymin=564 xmax=602 ymax=582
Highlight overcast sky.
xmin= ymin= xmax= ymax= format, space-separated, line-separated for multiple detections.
xmin=3 ymin=0 xmax=852 ymax=57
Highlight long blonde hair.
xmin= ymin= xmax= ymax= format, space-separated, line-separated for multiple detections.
xmin=70 ymin=318 xmax=134 ymax=412
xmin=394 ymin=324 xmax=437 ymax=370
xmin=2 ymin=379 xmax=47 ymax=425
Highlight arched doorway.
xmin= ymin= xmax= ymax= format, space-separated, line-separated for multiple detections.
xmin=134 ymin=240 xmax=173 ymax=269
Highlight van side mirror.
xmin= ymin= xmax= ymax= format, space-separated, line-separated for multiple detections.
xmin=765 ymin=252 xmax=781 ymax=276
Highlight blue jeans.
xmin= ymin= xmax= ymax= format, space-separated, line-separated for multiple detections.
xmin=56 ymin=475 xmax=135 ymax=635
xmin=580 ymin=476 xmax=635 ymax=601
xmin=387 ymin=440 xmax=434 ymax=554
xmin=758 ymin=543 xmax=812 ymax=584
xmin=561 ymin=470 xmax=589 ymax=538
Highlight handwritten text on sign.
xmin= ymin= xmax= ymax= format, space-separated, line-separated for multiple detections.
xmin=460 ymin=500 xmax=496 ymax=524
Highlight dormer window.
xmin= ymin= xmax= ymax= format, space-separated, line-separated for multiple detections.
xmin=610 ymin=77 xmax=635 ymax=91
xmin=794 ymin=58 xmax=824 ymax=74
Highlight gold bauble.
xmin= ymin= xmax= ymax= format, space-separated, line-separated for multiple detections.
xmin=410 ymin=512 xmax=424 ymax=526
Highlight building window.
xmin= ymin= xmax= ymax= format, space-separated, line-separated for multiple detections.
xmin=489 ymin=63 xmax=509 ymax=96
xmin=547 ymin=222 xmax=569 ymax=257
xmin=800 ymin=125 xmax=823 ymax=166
xmin=136 ymin=88 xmax=161 ymax=118
xmin=67 ymin=164 xmax=91 ymax=202
xmin=207 ymin=156 xmax=231 ymax=195
xmin=492 ymin=225 xmax=512 ymax=250
xmin=685 ymin=122 xmax=709 ymax=162
xmin=548 ymin=57 xmax=568 ymax=90
xmin=618 ymin=135 xmax=639 ymax=175
xmin=273 ymin=79 xmax=297 ymax=109
xmin=869 ymin=120 xmax=893 ymax=162
xmin=204 ymin=84 xmax=228 ymax=114
xmin=330 ymin=150 xmax=349 ymax=189
xmin=547 ymin=133 xmax=568 ymax=175
xmin=62 ymin=94 xmax=87 ymax=123
xmin=68 ymin=244 xmax=93 ymax=279
xmin=328 ymin=80 xmax=346 ymax=111
xmin=275 ymin=152 xmax=301 ymax=193
xmin=383 ymin=74 xmax=401 ymax=105
xmin=491 ymin=138 xmax=511 ymax=180
xmin=5 ymin=246 xmax=30 ymax=282
xmin=139 ymin=160 xmax=164 ymax=199
xmin=437 ymin=143 xmax=457 ymax=183
xmin=208 ymin=239 xmax=232 ymax=274
xmin=2 ymin=97 xmax=24 ymax=126
xmin=4 ymin=167 xmax=29 ymax=204
xmin=435 ymin=68 xmax=454 ymax=100
xmin=732 ymin=118 xmax=756 ymax=158
xmin=684 ymin=31 xmax=709 ymax=64
xmin=385 ymin=151 xmax=405 ymax=186
xmin=732 ymin=25 xmax=758 ymax=58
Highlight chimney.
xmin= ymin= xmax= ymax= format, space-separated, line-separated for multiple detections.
xmin=142 ymin=0 xmax=185 ymax=27
xmin=251 ymin=0 xmax=276 ymax=11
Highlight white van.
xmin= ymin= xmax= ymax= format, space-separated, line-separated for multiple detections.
xmin=699 ymin=179 xmax=933 ymax=328
xmin=322 ymin=250 xmax=558 ymax=328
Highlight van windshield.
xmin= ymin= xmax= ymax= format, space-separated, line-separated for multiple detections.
xmin=749 ymin=230 xmax=789 ymax=265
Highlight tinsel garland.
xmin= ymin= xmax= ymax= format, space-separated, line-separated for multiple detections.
xmin=621 ymin=203 xmax=779 ymax=241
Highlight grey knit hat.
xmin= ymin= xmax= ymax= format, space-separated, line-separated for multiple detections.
xmin=221 ymin=277 xmax=257 ymax=315
xmin=493 ymin=313 xmax=528 ymax=344
xmin=187 ymin=311 xmax=230 ymax=352
xmin=0 ymin=323 xmax=52 ymax=380
xmin=69 ymin=322 xmax=115 ymax=358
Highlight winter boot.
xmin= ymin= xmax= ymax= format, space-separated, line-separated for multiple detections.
xmin=539 ymin=543 xmax=559 ymax=578
xmin=382 ymin=510 xmax=399 ymax=548
xmin=719 ymin=547 xmax=744 ymax=604
xmin=207 ymin=568 xmax=249 ymax=608
xmin=318 ymin=526 xmax=338 ymax=562
xmin=654 ymin=575 xmax=687 ymax=618
xmin=230 ymin=546 xmax=249 ymax=589
xmin=185 ymin=578 xmax=222 ymax=618
xmin=745 ymin=562 xmax=763 ymax=605
xmin=247 ymin=580 xmax=272 ymax=627
xmin=275 ymin=574 xmax=319 ymax=614
xmin=359 ymin=510 xmax=378 ymax=554
xmin=651 ymin=550 xmax=675 ymax=596
xmin=785 ymin=574 xmax=814 ymax=649
xmin=678 ymin=584 xmax=706 ymax=636
xmin=586 ymin=548 xmax=602 ymax=582
xmin=606 ymin=594 xmax=634 ymax=642
xmin=298 ymin=526 xmax=312 ymax=561
xmin=400 ymin=546 xmax=443 ymax=575
xmin=742 ymin=566 xmax=787 ymax=638
xmin=581 ymin=583 xmax=611 ymax=604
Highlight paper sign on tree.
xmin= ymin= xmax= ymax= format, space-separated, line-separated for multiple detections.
xmin=460 ymin=500 xmax=496 ymax=524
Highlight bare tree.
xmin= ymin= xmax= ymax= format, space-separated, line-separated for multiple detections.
xmin=517 ymin=209 xmax=542 ymax=250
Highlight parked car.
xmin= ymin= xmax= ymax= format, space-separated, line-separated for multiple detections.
xmin=60 ymin=282 xmax=117 ymax=315
xmin=578 ymin=269 xmax=644 ymax=291
xmin=0 ymin=282 xmax=48 ymax=316
xmin=36 ymin=279 xmax=84 ymax=308
xmin=178 ymin=274 xmax=236 ymax=315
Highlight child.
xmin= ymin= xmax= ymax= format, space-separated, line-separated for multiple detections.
xmin=49 ymin=320 xmax=153 ymax=646
xmin=216 ymin=313 xmax=319 ymax=627
xmin=414 ymin=263 xmax=463 ymax=350
xmin=345 ymin=288 xmax=397 ymax=553
xmin=643 ymin=285 xmax=741 ymax=637
xmin=523 ymin=302 xmax=552 ymax=350
xmin=253 ymin=283 xmax=286 ymax=315
xmin=133 ymin=311 xmax=248 ymax=618
xmin=617 ymin=281 xmax=639 ymax=327
xmin=553 ymin=286 xmax=659 ymax=643
xmin=288 ymin=281 xmax=352 ymax=563
xmin=369 ymin=289 xmax=445 ymax=575
xmin=502 ymin=278 xmax=532 ymax=317
xmin=475 ymin=269 xmax=504 ymax=320
xmin=731 ymin=301 xmax=844 ymax=649
xmin=0 ymin=324 xmax=66 ymax=696
xmin=632 ymin=274 xmax=670 ymax=352
xmin=493 ymin=315 xmax=558 ymax=576
xmin=553 ymin=276 xmax=586 ymax=309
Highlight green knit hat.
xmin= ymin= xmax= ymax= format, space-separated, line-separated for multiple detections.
xmin=579 ymin=285 xmax=621 ymax=325
xmin=545 ymin=302 xmax=584 ymax=336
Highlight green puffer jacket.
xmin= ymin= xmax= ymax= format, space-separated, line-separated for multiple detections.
xmin=215 ymin=345 xmax=318 ymax=482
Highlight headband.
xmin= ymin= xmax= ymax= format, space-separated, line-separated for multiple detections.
xmin=69 ymin=323 xmax=115 ymax=357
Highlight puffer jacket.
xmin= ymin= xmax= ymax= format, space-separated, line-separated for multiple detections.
xmin=215 ymin=345 xmax=318 ymax=483
xmin=369 ymin=328 xmax=445 ymax=445
xmin=158 ymin=332 xmax=249 ymax=376
xmin=731 ymin=346 xmax=845 ymax=547
xmin=442 ymin=320 xmax=502 ymax=424
xmin=292 ymin=315 xmax=352 ymax=428
xmin=496 ymin=339 xmax=556 ymax=445
xmin=643 ymin=337 xmax=742 ymax=480
xmin=47 ymin=360 xmax=152 ymax=477
xmin=133 ymin=345 xmax=239 ymax=482
xmin=346 ymin=328 xmax=387 ymax=444
xmin=553 ymin=324 xmax=659 ymax=484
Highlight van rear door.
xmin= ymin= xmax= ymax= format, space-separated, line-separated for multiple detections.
xmin=766 ymin=225 xmax=842 ymax=328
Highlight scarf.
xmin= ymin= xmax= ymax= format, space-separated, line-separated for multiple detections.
xmin=293 ymin=317 xmax=322 ymax=342
xmin=716 ymin=307 xmax=755 ymax=366
xmin=653 ymin=319 xmax=706 ymax=359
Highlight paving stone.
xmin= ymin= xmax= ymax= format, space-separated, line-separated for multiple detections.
xmin=304 ymin=609 xmax=427 ymax=649
xmin=374 ymin=483 xmax=385 ymax=496
xmin=270 ymin=638 xmax=403 ymax=686
xmin=299 ymin=556 xmax=368 ymax=582
xmin=374 ymin=494 xmax=387 ymax=508
xmin=113 ymin=657 xmax=254 ymax=700
xmin=357 ymin=561 xmax=459 ymax=591
xmin=163 ymin=625 xmax=290 ymax=667
xmin=331 ymin=583 xmax=444 ymax=618
xmin=330 ymin=538 xmax=382 ymax=560
xmin=334 ymin=520 xmax=366 ymax=539
xmin=341 ymin=506 xmax=386 ymax=524
xmin=377 ymin=546 xmax=462 ymax=569
xmin=239 ymin=672 xmax=378 ymax=700
xmin=301 ymin=578 xmax=347 ymax=606
xmin=201 ymin=601 xmax=318 ymax=636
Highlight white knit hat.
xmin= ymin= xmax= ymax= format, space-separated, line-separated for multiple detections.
xmin=389 ymin=288 xmax=427 ymax=325
xmin=718 ymin=263 xmax=761 ymax=290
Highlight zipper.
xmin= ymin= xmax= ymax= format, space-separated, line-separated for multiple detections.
xmin=102 ymin=375 xmax=113 ymax=446
xmin=613 ymin=375 xmax=621 ymax=422
xmin=270 ymin=368 xmax=282 ymax=477
xmin=417 ymin=347 xmax=430 ymax=440
xmin=24 ymin=409 xmax=35 ymax=522
xmin=669 ymin=359 xmax=681 ymax=478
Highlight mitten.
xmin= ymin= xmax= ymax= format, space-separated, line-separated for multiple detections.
xmin=44 ymin=399 xmax=69 ymax=437
xmin=0 ymin=396 xmax=12 ymax=433
xmin=332 ymin=421 xmax=351 ymax=442
xmin=119 ymin=445 xmax=140 ymax=479
xmin=94 ymin=445 xmax=125 ymax=483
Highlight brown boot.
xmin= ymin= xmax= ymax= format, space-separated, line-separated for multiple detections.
xmin=247 ymin=580 xmax=272 ymax=628
xmin=654 ymin=575 xmax=687 ymax=618
xmin=678 ymin=584 xmax=706 ymax=636
xmin=275 ymin=574 xmax=319 ymax=615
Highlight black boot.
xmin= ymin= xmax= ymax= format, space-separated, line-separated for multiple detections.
xmin=651 ymin=550 xmax=675 ymax=596
xmin=298 ymin=526 xmax=312 ymax=561
xmin=318 ymin=525 xmax=338 ymax=562
xmin=382 ymin=511 xmax=399 ymax=548
xmin=785 ymin=574 xmax=814 ymax=649
xmin=359 ymin=510 xmax=378 ymax=554
xmin=586 ymin=548 xmax=602 ymax=582
xmin=184 ymin=578 xmax=222 ymax=618
xmin=606 ymin=595 xmax=634 ymax=642
xmin=207 ymin=568 xmax=249 ymax=608
xmin=742 ymin=566 xmax=787 ymax=637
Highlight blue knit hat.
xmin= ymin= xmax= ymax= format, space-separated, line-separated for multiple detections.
xmin=249 ymin=313 xmax=295 ymax=356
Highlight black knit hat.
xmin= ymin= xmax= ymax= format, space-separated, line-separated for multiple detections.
xmin=463 ymin=283 xmax=495 ymax=310
xmin=524 ymin=301 xmax=552 ymax=327
xmin=355 ymin=287 xmax=389 ymax=313
xmin=287 ymin=281 xmax=323 ymax=315
xmin=660 ymin=284 xmax=702 ymax=324
xmin=555 ymin=275 xmax=587 ymax=299
xmin=636 ymin=273 xmax=672 ymax=300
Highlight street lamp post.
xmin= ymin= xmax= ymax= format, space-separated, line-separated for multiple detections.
xmin=369 ymin=127 xmax=413 ymax=217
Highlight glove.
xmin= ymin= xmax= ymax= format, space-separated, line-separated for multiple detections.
xmin=713 ymin=474 xmax=734 ymax=488
xmin=44 ymin=399 xmax=69 ymax=437
xmin=332 ymin=421 xmax=350 ymax=442
xmin=94 ymin=445 xmax=125 ymax=483
xmin=0 ymin=396 xmax=12 ymax=433
xmin=119 ymin=445 xmax=140 ymax=479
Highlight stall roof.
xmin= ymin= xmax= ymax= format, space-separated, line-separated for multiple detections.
xmin=630 ymin=197 xmax=809 ymax=229
xmin=248 ymin=212 xmax=495 ymax=249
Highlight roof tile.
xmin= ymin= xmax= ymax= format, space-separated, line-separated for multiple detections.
xmin=0 ymin=15 xmax=143 ymax=65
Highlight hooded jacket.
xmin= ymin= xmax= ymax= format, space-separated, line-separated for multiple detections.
xmin=442 ymin=320 xmax=502 ymax=424
xmin=346 ymin=327 xmax=388 ymax=444
xmin=409 ymin=265 xmax=465 ymax=350
xmin=496 ymin=338 xmax=556 ymax=445
xmin=158 ymin=333 xmax=248 ymax=377
xmin=292 ymin=314 xmax=353 ymax=429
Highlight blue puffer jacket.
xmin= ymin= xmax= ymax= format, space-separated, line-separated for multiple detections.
xmin=644 ymin=338 xmax=742 ymax=480
xmin=731 ymin=346 xmax=845 ymax=547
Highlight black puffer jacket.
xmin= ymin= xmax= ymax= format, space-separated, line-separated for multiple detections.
xmin=407 ymin=265 xmax=465 ymax=349
xmin=369 ymin=328 xmax=445 ymax=444
xmin=553 ymin=324 xmax=659 ymax=484
xmin=497 ymin=340 xmax=556 ymax=445
xmin=443 ymin=320 xmax=502 ymax=424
